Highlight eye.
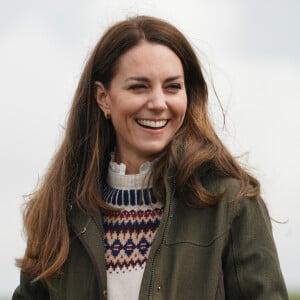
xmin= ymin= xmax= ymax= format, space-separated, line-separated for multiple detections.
xmin=129 ymin=84 xmax=147 ymax=90
xmin=166 ymin=83 xmax=182 ymax=91
xmin=169 ymin=83 xmax=181 ymax=89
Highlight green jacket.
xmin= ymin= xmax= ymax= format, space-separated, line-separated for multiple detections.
xmin=13 ymin=170 xmax=288 ymax=299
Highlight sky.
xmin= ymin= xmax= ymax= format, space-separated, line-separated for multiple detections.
xmin=0 ymin=0 xmax=299 ymax=296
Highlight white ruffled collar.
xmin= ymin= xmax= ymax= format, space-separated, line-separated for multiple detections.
xmin=107 ymin=153 xmax=155 ymax=189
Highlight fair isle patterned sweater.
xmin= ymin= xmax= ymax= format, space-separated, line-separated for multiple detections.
xmin=102 ymin=159 xmax=164 ymax=300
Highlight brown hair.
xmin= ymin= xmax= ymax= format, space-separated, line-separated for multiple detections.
xmin=17 ymin=15 xmax=259 ymax=284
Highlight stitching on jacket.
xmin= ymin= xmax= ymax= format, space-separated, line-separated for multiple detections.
xmin=165 ymin=227 xmax=230 ymax=246
xmin=230 ymin=227 xmax=248 ymax=300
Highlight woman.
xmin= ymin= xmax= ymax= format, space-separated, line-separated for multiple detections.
xmin=13 ymin=16 xmax=288 ymax=299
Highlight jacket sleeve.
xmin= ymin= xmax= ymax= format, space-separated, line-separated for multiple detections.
xmin=223 ymin=197 xmax=289 ymax=300
xmin=12 ymin=272 xmax=49 ymax=300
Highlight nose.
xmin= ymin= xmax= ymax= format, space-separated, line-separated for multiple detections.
xmin=147 ymin=88 xmax=167 ymax=111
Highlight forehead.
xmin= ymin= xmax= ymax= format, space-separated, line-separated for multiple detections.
xmin=114 ymin=42 xmax=184 ymax=78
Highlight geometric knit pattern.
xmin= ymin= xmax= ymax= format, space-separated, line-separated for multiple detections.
xmin=102 ymin=158 xmax=164 ymax=300
xmin=103 ymin=183 xmax=158 ymax=206
xmin=102 ymin=184 xmax=164 ymax=274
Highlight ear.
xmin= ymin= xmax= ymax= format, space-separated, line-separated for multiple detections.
xmin=94 ymin=81 xmax=110 ymax=113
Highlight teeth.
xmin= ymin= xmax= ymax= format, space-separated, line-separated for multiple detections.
xmin=137 ymin=119 xmax=168 ymax=128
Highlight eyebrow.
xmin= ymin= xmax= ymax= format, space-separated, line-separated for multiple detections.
xmin=125 ymin=75 xmax=184 ymax=83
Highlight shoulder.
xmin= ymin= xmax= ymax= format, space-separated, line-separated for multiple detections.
xmin=193 ymin=166 xmax=270 ymax=228
xmin=201 ymin=170 xmax=273 ymax=238
xmin=170 ymin=162 xmax=271 ymax=236
xmin=170 ymin=171 xmax=274 ymax=253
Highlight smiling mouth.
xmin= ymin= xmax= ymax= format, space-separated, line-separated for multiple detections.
xmin=136 ymin=119 xmax=168 ymax=129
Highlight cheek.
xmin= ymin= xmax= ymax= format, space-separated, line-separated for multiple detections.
xmin=175 ymin=98 xmax=188 ymax=118
xmin=176 ymin=99 xmax=188 ymax=127
xmin=182 ymin=100 xmax=188 ymax=114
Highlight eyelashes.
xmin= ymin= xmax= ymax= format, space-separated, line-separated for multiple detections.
xmin=128 ymin=83 xmax=182 ymax=91
xmin=129 ymin=84 xmax=147 ymax=90
xmin=167 ymin=83 xmax=182 ymax=90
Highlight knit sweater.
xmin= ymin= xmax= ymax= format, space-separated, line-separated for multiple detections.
xmin=102 ymin=159 xmax=164 ymax=300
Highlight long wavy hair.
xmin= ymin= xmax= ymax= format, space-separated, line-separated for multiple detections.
xmin=17 ymin=15 xmax=260 ymax=284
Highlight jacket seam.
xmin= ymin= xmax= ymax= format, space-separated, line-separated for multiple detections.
xmin=230 ymin=229 xmax=248 ymax=300
xmin=146 ymin=175 xmax=175 ymax=299
xmin=165 ymin=228 xmax=229 ymax=247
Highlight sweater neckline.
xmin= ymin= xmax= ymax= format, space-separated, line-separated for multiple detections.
xmin=107 ymin=153 xmax=154 ymax=190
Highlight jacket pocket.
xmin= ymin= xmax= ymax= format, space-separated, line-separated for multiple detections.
xmin=165 ymin=203 xmax=229 ymax=246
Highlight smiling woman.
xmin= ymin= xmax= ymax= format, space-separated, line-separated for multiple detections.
xmin=13 ymin=16 xmax=288 ymax=300
xmin=94 ymin=42 xmax=187 ymax=174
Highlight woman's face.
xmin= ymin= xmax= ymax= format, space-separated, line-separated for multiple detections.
xmin=96 ymin=42 xmax=187 ymax=172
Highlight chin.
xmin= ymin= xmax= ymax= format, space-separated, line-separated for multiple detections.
xmin=139 ymin=143 xmax=169 ymax=158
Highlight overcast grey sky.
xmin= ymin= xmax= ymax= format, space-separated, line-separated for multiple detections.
xmin=1 ymin=0 xmax=299 ymax=296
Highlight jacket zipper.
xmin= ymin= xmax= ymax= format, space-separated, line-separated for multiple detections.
xmin=148 ymin=176 xmax=175 ymax=299
xmin=91 ymin=213 xmax=107 ymax=297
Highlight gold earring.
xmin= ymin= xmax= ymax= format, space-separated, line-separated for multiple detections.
xmin=104 ymin=111 xmax=111 ymax=119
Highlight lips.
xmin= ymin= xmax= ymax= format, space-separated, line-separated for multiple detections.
xmin=136 ymin=119 xmax=168 ymax=129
